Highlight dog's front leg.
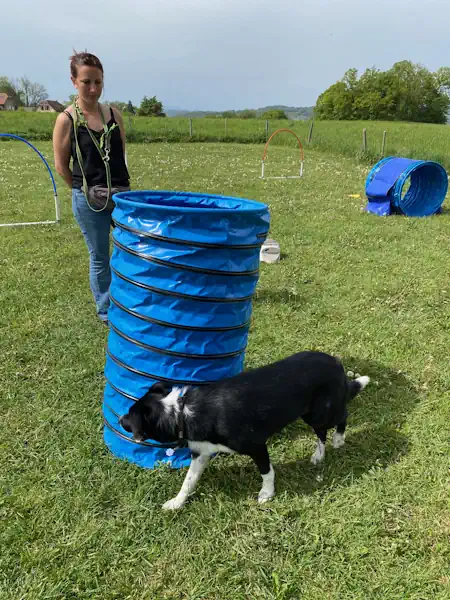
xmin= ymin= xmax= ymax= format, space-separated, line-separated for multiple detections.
xmin=311 ymin=428 xmax=327 ymax=465
xmin=249 ymin=445 xmax=275 ymax=504
xmin=332 ymin=421 xmax=346 ymax=449
xmin=162 ymin=453 xmax=210 ymax=510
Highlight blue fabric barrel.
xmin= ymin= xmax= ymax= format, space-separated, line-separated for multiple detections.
xmin=103 ymin=190 xmax=270 ymax=469
xmin=366 ymin=157 xmax=448 ymax=217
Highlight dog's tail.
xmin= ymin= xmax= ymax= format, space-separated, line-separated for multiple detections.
xmin=348 ymin=375 xmax=370 ymax=401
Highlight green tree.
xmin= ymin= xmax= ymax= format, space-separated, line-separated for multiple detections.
xmin=138 ymin=96 xmax=166 ymax=117
xmin=315 ymin=61 xmax=450 ymax=124
xmin=238 ymin=109 xmax=257 ymax=119
xmin=222 ymin=110 xmax=236 ymax=118
xmin=261 ymin=109 xmax=288 ymax=120
xmin=315 ymin=81 xmax=354 ymax=120
xmin=0 ymin=76 xmax=17 ymax=96
xmin=0 ymin=76 xmax=22 ymax=105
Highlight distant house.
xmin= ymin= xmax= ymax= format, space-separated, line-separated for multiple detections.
xmin=38 ymin=100 xmax=64 ymax=113
xmin=0 ymin=93 xmax=19 ymax=111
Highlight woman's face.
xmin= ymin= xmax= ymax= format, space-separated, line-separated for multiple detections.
xmin=72 ymin=65 xmax=103 ymax=102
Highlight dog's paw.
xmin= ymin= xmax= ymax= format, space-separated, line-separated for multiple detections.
xmin=310 ymin=453 xmax=323 ymax=466
xmin=162 ymin=497 xmax=186 ymax=511
xmin=258 ymin=491 xmax=275 ymax=504
xmin=332 ymin=431 xmax=346 ymax=449
xmin=310 ymin=441 xmax=326 ymax=465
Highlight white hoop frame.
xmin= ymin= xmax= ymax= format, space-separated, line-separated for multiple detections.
xmin=260 ymin=128 xmax=304 ymax=179
xmin=0 ymin=134 xmax=60 ymax=228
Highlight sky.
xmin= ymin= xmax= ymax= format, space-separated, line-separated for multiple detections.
xmin=2 ymin=0 xmax=450 ymax=111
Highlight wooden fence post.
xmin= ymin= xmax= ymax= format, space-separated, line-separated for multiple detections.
xmin=381 ymin=130 xmax=387 ymax=156
xmin=307 ymin=120 xmax=314 ymax=144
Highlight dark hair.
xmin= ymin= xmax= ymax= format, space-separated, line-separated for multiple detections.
xmin=70 ymin=51 xmax=104 ymax=78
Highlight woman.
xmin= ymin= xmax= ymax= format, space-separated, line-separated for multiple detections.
xmin=53 ymin=51 xmax=130 ymax=325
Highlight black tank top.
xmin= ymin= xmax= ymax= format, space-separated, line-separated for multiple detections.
xmin=65 ymin=107 xmax=130 ymax=189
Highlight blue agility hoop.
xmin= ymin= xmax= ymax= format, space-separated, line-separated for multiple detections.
xmin=0 ymin=133 xmax=60 ymax=228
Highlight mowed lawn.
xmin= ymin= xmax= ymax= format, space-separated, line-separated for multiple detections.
xmin=0 ymin=141 xmax=449 ymax=600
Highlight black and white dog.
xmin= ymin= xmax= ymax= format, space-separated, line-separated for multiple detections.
xmin=119 ymin=351 xmax=369 ymax=510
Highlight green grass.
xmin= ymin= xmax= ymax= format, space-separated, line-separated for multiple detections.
xmin=1 ymin=142 xmax=449 ymax=599
xmin=3 ymin=111 xmax=450 ymax=168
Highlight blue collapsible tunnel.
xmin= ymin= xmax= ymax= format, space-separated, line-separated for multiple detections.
xmin=365 ymin=157 xmax=448 ymax=217
xmin=103 ymin=190 xmax=270 ymax=469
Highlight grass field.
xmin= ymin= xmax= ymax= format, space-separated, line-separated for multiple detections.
xmin=1 ymin=141 xmax=449 ymax=599
xmin=3 ymin=111 xmax=450 ymax=168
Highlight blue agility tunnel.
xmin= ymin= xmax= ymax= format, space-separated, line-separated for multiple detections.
xmin=102 ymin=190 xmax=270 ymax=469
xmin=365 ymin=157 xmax=448 ymax=217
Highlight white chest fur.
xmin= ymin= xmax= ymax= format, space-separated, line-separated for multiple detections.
xmin=188 ymin=441 xmax=235 ymax=456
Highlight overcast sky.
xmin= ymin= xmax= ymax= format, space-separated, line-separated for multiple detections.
xmin=2 ymin=0 xmax=449 ymax=111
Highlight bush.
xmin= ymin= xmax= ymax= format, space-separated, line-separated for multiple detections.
xmin=261 ymin=109 xmax=288 ymax=120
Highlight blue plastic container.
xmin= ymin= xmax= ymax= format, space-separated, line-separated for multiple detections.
xmin=366 ymin=157 xmax=448 ymax=217
xmin=103 ymin=190 xmax=270 ymax=469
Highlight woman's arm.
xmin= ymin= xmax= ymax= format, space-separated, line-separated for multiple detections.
xmin=53 ymin=112 xmax=73 ymax=188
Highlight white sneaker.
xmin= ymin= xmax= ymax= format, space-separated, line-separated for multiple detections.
xmin=260 ymin=239 xmax=280 ymax=264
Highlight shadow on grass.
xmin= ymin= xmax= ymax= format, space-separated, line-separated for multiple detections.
xmin=254 ymin=283 xmax=314 ymax=304
xmin=183 ymin=357 xmax=418 ymax=503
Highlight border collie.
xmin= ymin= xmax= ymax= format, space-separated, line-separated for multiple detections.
xmin=119 ymin=351 xmax=370 ymax=510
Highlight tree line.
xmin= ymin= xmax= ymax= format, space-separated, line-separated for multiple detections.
xmin=315 ymin=61 xmax=450 ymax=124
xmin=0 ymin=75 xmax=291 ymax=119
xmin=101 ymin=104 xmax=289 ymax=119
xmin=0 ymin=76 xmax=289 ymax=120
xmin=0 ymin=77 xmax=167 ymax=116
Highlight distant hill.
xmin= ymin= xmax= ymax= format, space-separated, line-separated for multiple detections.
xmin=166 ymin=105 xmax=314 ymax=119
xmin=165 ymin=109 xmax=218 ymax=118
xmin=256 ymin=105 xmax=314 ymax=120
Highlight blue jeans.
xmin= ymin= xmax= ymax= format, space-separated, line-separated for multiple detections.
xmin=72 ymin=188 xmax=112 ymax=322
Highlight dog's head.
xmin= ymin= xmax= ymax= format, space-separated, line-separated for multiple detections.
xmin=119 ymin=381 xmax=175 ymax=443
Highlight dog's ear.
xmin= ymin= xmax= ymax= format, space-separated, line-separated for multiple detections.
xmin=152 ymin=381 xmax=171 ymax=395
xmin=142 ymin=381 xmax=171 ymax=400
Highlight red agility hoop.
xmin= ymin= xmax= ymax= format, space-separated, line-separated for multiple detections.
xmin=261 ymin=128 xmax=304 ymax=179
